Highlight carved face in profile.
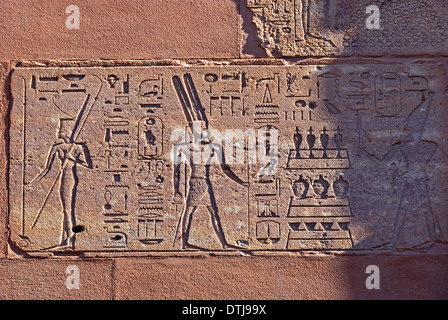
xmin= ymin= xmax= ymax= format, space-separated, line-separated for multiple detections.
xmin=57 ymin=118 xmax=74 ymax=143
xmin=107 ymin=75 xmax=118 ymax=88
xmin=313 ymin=175 xmax=329 ymax=198
xmin=292 ymin=177 xmax=308 ymax=198
xmin=57 ymin=130 xmax=69 ymax=142
xmin=333 ymin=176 xmax=349 ymax=199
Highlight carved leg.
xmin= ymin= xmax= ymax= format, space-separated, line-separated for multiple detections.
xmin=206 ymin=206 xmax=229 ymax=249
xmin=181 ymin=206 xmax=196 ymax=249
xmin=59 ymin=173 xmax=75 ymax=249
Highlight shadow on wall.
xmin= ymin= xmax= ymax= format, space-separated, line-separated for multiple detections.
xmin=235 ymin=0 xmax=269 ymax=57
xmin=237 ymin=0 xmax=448 ymax=299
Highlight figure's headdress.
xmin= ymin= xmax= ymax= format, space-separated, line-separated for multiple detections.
xmin=405 ymin=92 xmax=434 ymax=135
xmin=172 ymin=74 xmax=208 ymax=131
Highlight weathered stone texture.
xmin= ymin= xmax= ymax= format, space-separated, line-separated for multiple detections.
xmin=0 ymin=259 xmax=114 ymax=299
xmin=0 ymin=62 xmax=9 ymax=259
xmin=0 ymin=0 xmax=240 ymax=60
xmin=247 ymin=0 xmax=448 ymax=57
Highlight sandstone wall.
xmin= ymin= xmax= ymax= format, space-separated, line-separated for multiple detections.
xmin=0 ymin=0 xmax=447 ymax=300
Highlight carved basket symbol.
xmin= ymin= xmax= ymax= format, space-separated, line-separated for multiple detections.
xmin=256 ymin=220 xmax=281 ymax=244
xmin=139 ymin=76 xmax=163 ymax=100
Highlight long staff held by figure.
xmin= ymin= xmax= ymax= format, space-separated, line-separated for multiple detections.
xmin=30 ymin=76 xmax=102 ymax=229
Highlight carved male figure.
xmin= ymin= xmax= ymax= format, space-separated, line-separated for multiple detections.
xmin=172 ymin=75 xmax=247 ymax=250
